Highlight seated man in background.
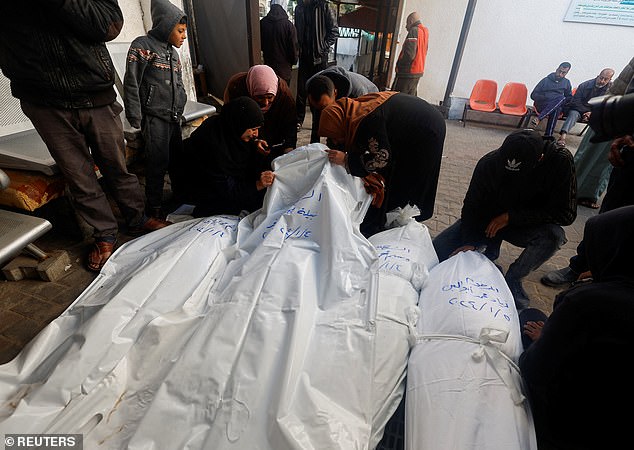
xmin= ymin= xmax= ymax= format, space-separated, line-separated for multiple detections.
xmin=530 ymin=62 xmax=573 ymax=137
xmin=432 ymin=129 xmax=577 ymax=311
xmin=556 ymin=68 xmax=614 ymax=147
xmin=305 ymin=66 xmax=378 ymax=143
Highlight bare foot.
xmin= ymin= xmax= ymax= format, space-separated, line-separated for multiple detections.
xmin=523 ymin=320 xmax=545 ymax=342
xmin=578 ymin=270 xmax=592 ymax=280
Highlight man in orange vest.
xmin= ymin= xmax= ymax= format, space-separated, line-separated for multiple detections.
xmin=392 ymin=11 xmax=429 ymax=96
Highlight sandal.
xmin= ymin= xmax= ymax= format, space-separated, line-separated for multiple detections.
xmin=578 ymin=199 xmax=600 ymax=209
xmin=556 ymin=138 xmax=566 ymax=147
xmin=87 ymin=240 xmax=115 ymax=272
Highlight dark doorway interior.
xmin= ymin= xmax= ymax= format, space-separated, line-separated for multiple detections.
xmin=183 ymin=0 xmax=402 ymax=99
xmin=183 ymin=0 xmax=260 ymax=101
xmin=333 ymin=0 xmax=402 ymax=90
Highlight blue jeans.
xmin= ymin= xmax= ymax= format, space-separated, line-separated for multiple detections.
xmin=560 ymin=109 xmax=581 ymax=134
xmin=433 ymin=219 xmax=567 ymax=281
xmin=536 ymin=97 xmax=566 ymax=137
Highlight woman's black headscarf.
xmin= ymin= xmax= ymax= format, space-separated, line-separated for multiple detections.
xmin=221 ymin=96 xmax=265 ymax=139
xmin=196 ymin=96 xmax=264 ymax=177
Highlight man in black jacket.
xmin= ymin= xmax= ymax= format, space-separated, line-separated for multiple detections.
xmin=432 ymin=129 xmax=577 ymax=310
xmin=294 ymin=0 xmax=339 ymax=130
xmin=0 ymin=0 xmax=170 ymax=272
xmin=260 ymin=0 xmax=298 ymax=87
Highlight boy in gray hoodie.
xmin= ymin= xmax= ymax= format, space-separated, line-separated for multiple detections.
xmin=124 ymin=0 xmax=188 ymax=218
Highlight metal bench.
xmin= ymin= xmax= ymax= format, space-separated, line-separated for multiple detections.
xmin=0 ymin=73 xmax=55 ymax=267
xmin=0 ymin=168 xmax=51 ymax=267
xmin=0 ymin=73 xmax=58 ymax=176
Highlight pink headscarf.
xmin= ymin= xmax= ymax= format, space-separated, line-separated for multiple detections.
xmin=246 ymin=65 xmax=279 ymax=102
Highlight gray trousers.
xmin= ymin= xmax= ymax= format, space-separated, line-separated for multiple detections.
xmin=433 ymin=219 xmax=567 ymax=281
xmin=21 ymin=100 xmax=145 ymax=240
xmin=392 ymin=76 xmax=421 ymax=96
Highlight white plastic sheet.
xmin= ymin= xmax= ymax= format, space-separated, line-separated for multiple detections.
xmin=406 ymin=251 xmax=537 ymax=450
xmin=0 ymin=215 xmax=240 ymax=430
xmin=367 ymin=217 xmax=438 ymax=448
xmin=0 ymin=145 xmax=426 ymax=449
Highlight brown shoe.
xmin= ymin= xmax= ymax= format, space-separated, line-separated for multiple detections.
xmin=147 ymin=206 xmax=164 ymax=219
xmin=127 ymin=216 xmax=172 ymax=236
xmin=87 ymin=240 xmax=115 ymax=272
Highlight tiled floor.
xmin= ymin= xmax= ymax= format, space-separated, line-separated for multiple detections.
xmin=0 ymin=115 xmax=595 ymax=364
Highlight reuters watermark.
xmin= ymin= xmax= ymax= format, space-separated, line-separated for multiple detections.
xmin=4 ymin=434 xmax=82 ymax=449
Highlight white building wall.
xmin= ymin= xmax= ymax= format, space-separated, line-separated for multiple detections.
xmin=396 ymin=0 xmax=632 ymax=107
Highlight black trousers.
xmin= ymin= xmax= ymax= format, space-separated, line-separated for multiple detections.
xmin=296 ymin=57 xmax=328 ymax=126
xmin=142 ymin=116 xmax=183 ymax=209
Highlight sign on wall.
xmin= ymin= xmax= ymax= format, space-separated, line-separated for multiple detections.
xmin=564 ymin=0 xmax=634 ymax=27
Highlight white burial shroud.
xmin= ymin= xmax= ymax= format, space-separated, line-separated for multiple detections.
xmin=406 ymin=251 xmax=538 ymax=450
xmin=0 ymin=145 xmax=432 ymax=449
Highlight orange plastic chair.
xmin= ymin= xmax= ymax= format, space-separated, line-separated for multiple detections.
xmin=498 ymin=82 xmax=528 ymax=116
xmin=468 ymin=79 xmax=497 ymax=112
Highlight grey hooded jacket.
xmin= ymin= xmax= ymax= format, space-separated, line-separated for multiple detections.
xmin=124 ymin=0 xmax=187 ymax=126
xmin=307 ymin=66 xmax=378 ymax=98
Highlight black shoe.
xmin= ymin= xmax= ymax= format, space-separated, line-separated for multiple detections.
xmin=506 ymin=278 xmax=530 ymax=311
xmin=540 ymin=267 xmax=578 ymax=287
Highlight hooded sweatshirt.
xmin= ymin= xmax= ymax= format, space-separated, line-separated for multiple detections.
xmin=124 ymin=0 xmax=187 ymax=125
xmin=306 ymin=66 xmax=378 ymax=99
xmin=460 ymin=129 xmax=577 ymax=245
xmin=260 ymin=4 xmax=298 ymax=82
